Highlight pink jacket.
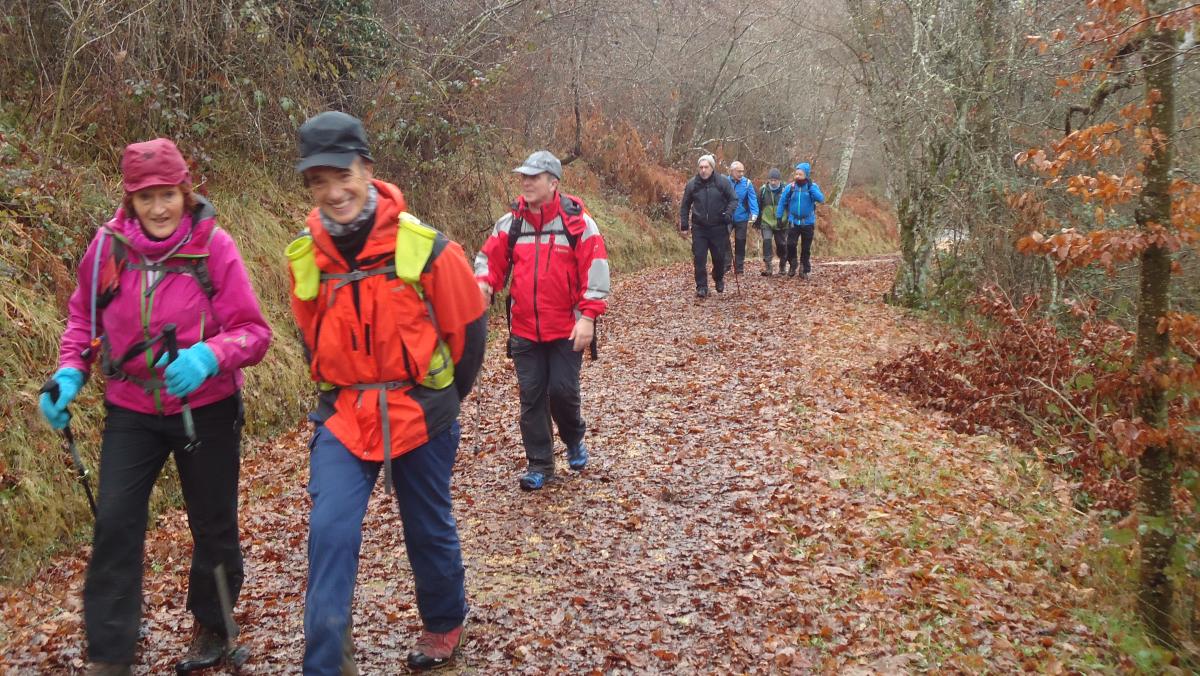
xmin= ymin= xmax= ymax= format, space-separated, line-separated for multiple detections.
xmin=58 ymin=197 xmax=271 ymax=415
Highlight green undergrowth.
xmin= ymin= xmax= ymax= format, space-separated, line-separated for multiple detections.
xmin=823 ymin=189 xmax=899 ymax=259
xmin=0 ymin=128 xmax=687 ymax=582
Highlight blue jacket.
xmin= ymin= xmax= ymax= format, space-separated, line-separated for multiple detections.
xmin=727 ymin=175 xmax=759 ymax=223
xmin=775 ymin=162 xmax=824 ymax=227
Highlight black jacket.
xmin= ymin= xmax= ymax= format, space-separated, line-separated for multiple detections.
xmin=680 ymin=173 xmax=737 ymax=230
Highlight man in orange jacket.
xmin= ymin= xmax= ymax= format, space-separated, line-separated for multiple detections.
xmin=288 ymin=112 xmax=487 ymax=673
xmin=475 ymin=151 xmax=610 ymax=490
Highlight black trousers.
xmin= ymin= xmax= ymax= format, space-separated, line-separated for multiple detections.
xmin=85 ymin=394 xmax=244 ymax=664
xmin=690 ymin=225 xmax=726 ymax=291
xmin=785 ymin=226 xmax=815 ymax=273
xmin=510 ymin=336 xmax=585 ymax=476
xmin=725 ymin=221 xmax=749 ymax=273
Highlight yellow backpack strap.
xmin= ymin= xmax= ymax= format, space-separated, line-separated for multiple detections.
xmin=395 ymin=212 xmax=437 ymax=293
xmin=395 ymin=212 xmax=454 ymax=390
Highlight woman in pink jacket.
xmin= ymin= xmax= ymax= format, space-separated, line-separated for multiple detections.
xmin=38 ymin=138 xmax=271 ymax=676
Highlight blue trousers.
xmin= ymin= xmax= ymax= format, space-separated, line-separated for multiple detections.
xmin=303 ymin=421 xmax=467 ymax=675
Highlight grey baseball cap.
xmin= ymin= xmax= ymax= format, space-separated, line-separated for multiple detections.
xmin=296 ymin=111 xmax=374 ymax=172
xmin=513 ymin=150 xmax=562 ymax=179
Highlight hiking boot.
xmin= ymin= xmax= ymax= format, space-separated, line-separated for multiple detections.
xmin=175 ymin=624 xmax=229 ymax=673
xmin=407 ymin=624 xmax=464 ymax=671
xmin=776 ymin=264 xmax=786 ymax=276
xmin=715 ymin=279 xmax=725 ymax=293
xmin=519 ymin=471 xmax=547 ymax=491
xmin=567 ymin=441 xmax=589 ymax=471
xmin=787 ymin=265 xmax=796 ymax=278
xmin=695 ymin=288 xmax=708 ymax=298
xmin=760 ymin=267 xmax=771 ymax=277
xmin=86 ymin=664 xmax=132 ymax=676
xmin=800 ymin=271 xmax=810 ymax=280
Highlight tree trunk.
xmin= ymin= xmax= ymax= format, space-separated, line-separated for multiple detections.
xmin=831 ymin=99 xmax=863 ymax=209
xmin=891 ymin=187 xmax=934 ymax=305
xmin=663 ymin=90 xmax=681 ymax=162
xmin=1135 ymin=0 xmax=1177 ymax=649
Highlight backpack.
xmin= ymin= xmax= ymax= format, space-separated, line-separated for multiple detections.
xmin=85 ymin=219 xmax=219 ymax=390
xmin=780 ymin=182 xmax=815 ymax=224
xmin=504 ymin=193 xmax=583 ymax=262
xmin=302 ymin=212 xmax=456 ymax=391
xmin=94 ymin=232 xmax=216 ymax=310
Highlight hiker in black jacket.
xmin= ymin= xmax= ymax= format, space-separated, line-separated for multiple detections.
xmin=679 ymin=154 xmax=737 ymax=298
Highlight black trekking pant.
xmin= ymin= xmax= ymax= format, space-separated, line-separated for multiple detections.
xmin=726 ymin=221 xmax=749 ymax=273
xmin=785 ymin=226 xmax=815 ymax=273
xmin=762 ymin=227 xmax=787 ymax=269
xmin=85 ymin=394 xmax=244 ymax=665
xmin=691 ymin=224 xmax=726 ymax=292
xmin=511 ymin=336 xmax=585 ymax=477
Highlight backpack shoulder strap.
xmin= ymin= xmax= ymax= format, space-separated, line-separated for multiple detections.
xmin=189 ymin=226 xmax=220 ymax=299
xmin=505 ymin=197 xmax=584 ymax=258
xmin=505 ymin=204 xmax=525 ymax=264
xmin=558 ymin=194 xmax=583 ymax=250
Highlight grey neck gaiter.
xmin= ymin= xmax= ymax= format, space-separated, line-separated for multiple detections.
xmin=320 ymin=183 xmax=378 ymax=237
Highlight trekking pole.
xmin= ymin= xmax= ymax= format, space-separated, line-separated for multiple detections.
xmin=472 ymin=387 xmax=483 ymax=454
xmin=38 ymin=382 xmax=97 ymax=517
xmin=162 ymin=324 xmax=201 ymax=452
xmin=590 ymin=318 xmax=600 ymax=361
xmin=212 ymin=563 xmax=249 ymax=671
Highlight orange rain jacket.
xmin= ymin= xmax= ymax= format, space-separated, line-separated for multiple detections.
xmin=290 ymin=180 xmax=487 ymax=461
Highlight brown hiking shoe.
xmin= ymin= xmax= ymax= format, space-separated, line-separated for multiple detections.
xmin=174 ymin=624 xmax=228 ymax=673
xmin=406 ymin=624 xmax=464 ymax=671
xmin=85 ymin=664 xmax=132 ymax=676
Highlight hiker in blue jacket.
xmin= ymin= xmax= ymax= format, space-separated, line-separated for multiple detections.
xmin=775 ymin=162 xmax=824 ymax=279
xmin=725 ymin=161 xmax=758 ymax=276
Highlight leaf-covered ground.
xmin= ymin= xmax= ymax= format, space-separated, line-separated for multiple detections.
xmin=1 ymin=258 xmax=1125 ymax=673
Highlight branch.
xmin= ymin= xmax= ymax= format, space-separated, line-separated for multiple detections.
xmin=1065 ymin=73 xmax=1137 ymax=134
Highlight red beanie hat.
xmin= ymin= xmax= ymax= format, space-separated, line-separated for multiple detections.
xmin=120 ymin=138 xmax=192 ymax=193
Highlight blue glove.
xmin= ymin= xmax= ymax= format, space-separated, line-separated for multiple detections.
xmin=38 ymin=367 xmax=85 ymax=430
xmin=155 ymin=342 xmax=219 ymax=398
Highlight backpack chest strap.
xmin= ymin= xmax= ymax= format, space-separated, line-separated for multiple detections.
xmin=321 ymin=265 xmax=397 ymax=290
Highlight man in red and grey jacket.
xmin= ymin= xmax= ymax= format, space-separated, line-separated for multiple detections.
xmin=475 ymin=150 xmax=610 ymax=491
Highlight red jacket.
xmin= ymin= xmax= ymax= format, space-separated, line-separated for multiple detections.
xmin=475 ymin=192 xmax=610 ymax=342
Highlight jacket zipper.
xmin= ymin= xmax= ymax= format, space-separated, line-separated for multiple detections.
xmin=532 ymin=226 xmax=542 ymax=340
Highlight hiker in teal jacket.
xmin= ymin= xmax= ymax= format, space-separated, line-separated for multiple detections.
xmin=775 ymin=162 xmax=824 ymax=278
xmin=725 ymin=161 xmax=758 ymax=275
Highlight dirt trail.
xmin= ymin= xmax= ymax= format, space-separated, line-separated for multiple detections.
xmin=1 ymin=258 xmax=1115 ymax=673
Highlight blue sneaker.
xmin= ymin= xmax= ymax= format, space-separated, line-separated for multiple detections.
xmin=567 ymin=441 xmax=589 ymax=471
xmin=519 ymin=471 xmax=547 ymax=491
